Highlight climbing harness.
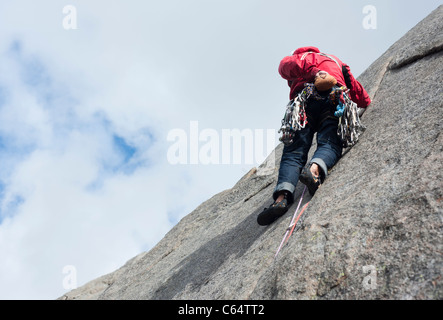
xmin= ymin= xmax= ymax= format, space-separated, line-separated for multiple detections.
xmin=274 ymin=186 xmax=310 ymax=259
xmin=278 ymin=84 xmax=366 ymax=148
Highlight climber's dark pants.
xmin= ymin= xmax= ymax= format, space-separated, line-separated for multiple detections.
xmin=273 ymin=98 xmax=343 ymax=203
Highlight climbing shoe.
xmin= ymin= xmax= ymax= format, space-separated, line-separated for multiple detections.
xmin=257 ymin=194 xmax=291 ymax=226
xmin=299 ymin=166 xmax=323 ymax=196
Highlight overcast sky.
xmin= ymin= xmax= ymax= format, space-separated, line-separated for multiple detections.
xmin=0 ymin=0 xmax=440 ymax=299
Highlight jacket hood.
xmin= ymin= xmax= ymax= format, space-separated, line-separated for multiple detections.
xmin=293 ymin=46 xmax=320 ymax=55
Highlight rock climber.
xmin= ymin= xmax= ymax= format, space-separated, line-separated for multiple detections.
xmin=257 ymin=46 xmax=371 ymax=226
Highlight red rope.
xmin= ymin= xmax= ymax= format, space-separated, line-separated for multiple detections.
xmin=285 ymin=202 xmax=310 ymax=245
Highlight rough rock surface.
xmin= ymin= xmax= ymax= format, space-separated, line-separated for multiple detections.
xmin=60 ymin=6 xmax=443 ymax=300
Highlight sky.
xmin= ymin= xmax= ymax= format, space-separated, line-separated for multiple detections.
xmin=0 ymin=0 xmax=440 ymax=299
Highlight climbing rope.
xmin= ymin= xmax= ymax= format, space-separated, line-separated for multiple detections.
xmin=274 ymin=186 xmax=309 ymax=259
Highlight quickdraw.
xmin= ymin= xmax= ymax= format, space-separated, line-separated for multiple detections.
xmin=330 ymin=86 xmax=366 ymax=148
xmin=278 ymin=84 xmax=366 ymax=148
xmin=278 ymin=84 xmax=311 ymax=146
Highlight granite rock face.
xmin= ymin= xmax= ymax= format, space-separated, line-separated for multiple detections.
xmin=60 ymin=6 xmax=443 ymax=300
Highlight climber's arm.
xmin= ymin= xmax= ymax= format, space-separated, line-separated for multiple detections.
xmin=342 ymin=64 xmax=371 ymax=109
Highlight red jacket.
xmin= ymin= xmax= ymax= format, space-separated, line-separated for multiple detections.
xmin=279 ymin=46 xmax=371 ymax=108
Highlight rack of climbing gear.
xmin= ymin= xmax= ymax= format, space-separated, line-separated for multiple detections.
xmin=329 ymin=86 xmax=366 ymax=148
xmin=278 ymin=83 xmax=366 ymax=148
xmin=278 ymin=84 xmax=311 ymax=146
